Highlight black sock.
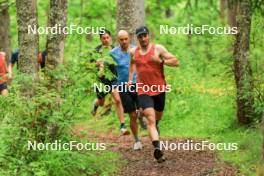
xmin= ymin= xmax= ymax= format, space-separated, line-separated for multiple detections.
xmin=156 ymin=120 xmax=160 ymax=135
xmin=93 ymin=104 xmax=99 ymax=111
xmin=120 ymin=123 xmax=125 ymax=129
xmin=134 ymin=136 xmax=140 ymax=142
xmin=152 ymin=140 xmax=160 ymax=149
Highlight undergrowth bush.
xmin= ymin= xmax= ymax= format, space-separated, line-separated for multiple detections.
xmin=0 ymin=57 xmax=120 ymax=176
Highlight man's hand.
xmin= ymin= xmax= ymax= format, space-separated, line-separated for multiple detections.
xmin=126 ymin=80 xmax=133 ymax=89
xmin=156 ymin=44 xmax=179 ymax=67
xmin=6 ymin=73 xmax=12 ymax=83
xmin=96 ymin=60 xmax=103 ymax=66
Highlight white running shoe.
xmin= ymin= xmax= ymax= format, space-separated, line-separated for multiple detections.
xmin=120 ymin=127 xmax=130 ymax=135
xmin=133 ymin=141 xmax=143 ymax=150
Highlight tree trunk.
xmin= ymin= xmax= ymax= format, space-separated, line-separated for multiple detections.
xmin=257 ymin=113 xmax=264 ymax=175
xmin=220 ymin=0 xmax=227 ymax=23
xmin=0 ymin=1 xmax=11 ymax=63
xmin=45 ymin=0 xmax=67 ymax=140
xmin=233 ymin=0 xmax=254 ymax=124
xmin=79 ymin=0 xmax=84 ymax=53
xmin=46 ymin=0 xmax=67 ymax=70
xmin=227 ymin=0 xmax=238 ymax=27
xmin=116 ymin=0 xmax=145 ymax=44
xmin=195 ymin=0 xmax=198 ymax=8
xmin=262 ymin=113 xmax=264 ymax=161
xmin=185 ymin=0 xmax=192 ymax=47
xmin=156 ymin=0 xmax=161 ymax=11
xmin=165 ymin=6 xmax=173 ymax=18
xmin=16 ymin=0 xmax=39 ymax=96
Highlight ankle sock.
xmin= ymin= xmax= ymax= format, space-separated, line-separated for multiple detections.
xmin=152 ymin=140 xmax=160 ymax=149
xmin=134 ymin=136 xmax=140 ymax=142
xmin=120 ymin=123 xmax=126 ymax=129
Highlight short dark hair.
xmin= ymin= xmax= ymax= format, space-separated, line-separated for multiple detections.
xmin=99 ymin=29 xmax=111 ymax=38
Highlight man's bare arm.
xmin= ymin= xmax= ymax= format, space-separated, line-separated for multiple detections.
xmin=128 ymin=48 xmax=136 ymax=84
xmin=156 ymin=44 xmax=179 ymax=67
xmin=7 ymin=64 xmax=13 ymax=79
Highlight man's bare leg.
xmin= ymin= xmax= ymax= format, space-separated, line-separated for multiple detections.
xmin=143 ymin=107 xmax=165 ymax=162
xmin=155 ymin=111 xmax=163 ymax=134
xmin=91 ymin=98 xmax=105 ymax=115
xmin=129 ymin=111 xmax=143 ymax=150
xmin=143 ymin=107 xmax=159 ymax=141
xmin=129 ymin=111 xmax=138 ymax=138
xmin=111 ymin=88 xmax=129 ymax=135
xmin=1 ymin=89 xmax=8 ymax=96
xmin=111 ymin=88 xmax=125 ymax=123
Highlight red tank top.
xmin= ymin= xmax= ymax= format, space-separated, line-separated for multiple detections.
xmin=0 ymin=54 xmax=7 ymax=84
xmin=134 ymin=44 xmax=166 ymax=96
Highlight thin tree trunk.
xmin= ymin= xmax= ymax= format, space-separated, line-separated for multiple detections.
xmin=195 ymin=0 xmax=198 ymax=8
xmin=79 ymin=0 xmax=84 ymax=53
xmin=156 ymin=0 xmax=161 ymax=10
xmin=116 ymin=0 xmax=145 ymax=44
xmin=228 ymin=0 xmax=238 ymax=27
xmin=220 ymin=0 xmax=227 ymax=23
xmin=262 ymin=113 xmax=264 ymax=161
xmin=185 ymin=0 xmax=192 ymax=47
xmin=45 ymin=0 xmax=67 ymax=140
xmin=46 ymin=0 xmax=67 ymax=70
xmin=257 ymin=113 xmax=264 ymax=175
xmin=0 ymin=1 xmax=11 ymax=63
xmin=16 ymin=0 xmax=39 ymax=97
xmin=233 ymin=0 xmax=254 ymax=124
xmin=165 ymin=6 xmax=173 ymax=17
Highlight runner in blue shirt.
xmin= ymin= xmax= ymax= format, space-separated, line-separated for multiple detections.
xmin=110 ymin=30 xmax=143 ymax=150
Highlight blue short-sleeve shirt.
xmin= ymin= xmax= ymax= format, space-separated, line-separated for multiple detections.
xmin=110 ymin=46 xmax=137 ymax=85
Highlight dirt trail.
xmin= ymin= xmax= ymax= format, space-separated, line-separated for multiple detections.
xmin=73 ymin=125 xmax=236 ymax=176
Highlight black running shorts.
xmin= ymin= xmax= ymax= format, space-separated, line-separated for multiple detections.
xmin=0 ymin=83 xmax=7 ymax=92
xmin=119 ymin=84 xmax=139 ymax=113
xmin=138 ymin=92 xmax=166 ymax=112
xmin=95 ymin=77 xmax=117 ymax=99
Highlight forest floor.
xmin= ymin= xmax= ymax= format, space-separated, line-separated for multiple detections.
xmin=73 ymin=123 xmax=237 ymax=176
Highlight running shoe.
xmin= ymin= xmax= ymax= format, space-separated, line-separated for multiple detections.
xmin=133 ymin=141 xmax=143 ymax=150
xmin=154 ymin=148 xmax=166 ymax=163
xmin=120 ymin=127 xmax=130 ymax=135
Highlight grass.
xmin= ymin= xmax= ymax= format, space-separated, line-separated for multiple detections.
xmin=77 ymin=61 xmax=261 ymax=176
xmin=6 ymin=0 xmax=263 ymax=175
xmin=162 ymin=66 xmax=261 ymax=176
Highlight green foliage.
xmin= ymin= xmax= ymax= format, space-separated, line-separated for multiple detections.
xmin=0 ymin=63 xmax=120 ymax=175
xmin=3 ymin=0 xmax=264 ymax=175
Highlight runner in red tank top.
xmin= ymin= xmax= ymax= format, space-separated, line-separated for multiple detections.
xmin=134 ymin=44 xmax=166 ymax=96
xmin=0 ymin=52 xmax=9 ymax=96
xmin=129 ymin=26 xmax=179 ymax=162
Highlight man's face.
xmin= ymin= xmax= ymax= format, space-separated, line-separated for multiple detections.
xmin=100 ymin=33 xmax=111 ymax=46
xmin=137 ymin=33 xmax=149 ymax=48
xmin=118 ymin=34 xmax=130 ymax=50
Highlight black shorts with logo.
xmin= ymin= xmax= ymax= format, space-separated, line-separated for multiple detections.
xmin=0 ymin=83 xmax=7 ymax=92
xmin=138 ymin=92 xmax=166 ymax=112
xmin=119 ymin=84 xmax=139 ymax=113
xmin=95 ymin=77 xmax=117 ymax=99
